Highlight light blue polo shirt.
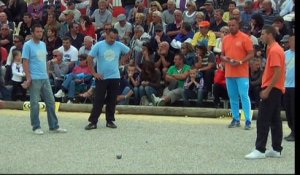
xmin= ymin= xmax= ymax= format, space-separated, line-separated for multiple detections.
xmin=285 ymin=49 xmax=295 ymax=88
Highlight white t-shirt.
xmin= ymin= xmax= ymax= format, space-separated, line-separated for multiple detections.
xmin=58 ymin=45 xmax=79 ymax=63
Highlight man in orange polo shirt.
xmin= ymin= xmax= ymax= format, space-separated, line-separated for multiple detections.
xmin=245 ymin=25 xmax=286 ymax=159
xmin=221 ymin=17 xmax=254 ymax=129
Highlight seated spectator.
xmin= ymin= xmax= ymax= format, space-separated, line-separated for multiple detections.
xmin=146 ymin=1 xmax=163 ymax=28
xmin=222 ymin=1 xmax=236 ymax=23
xmin=180 ymin=42 xmax=196 ymax=67
xmin=240 ymin=0 xmax=256 ymax=27
xmin=154 ymin=41 xmax=174 ymax=79
xmin=210 ymin=9 xmax=227 ymax=38
xmin=132 ymin=12 xmax=148 ymax=34
xmin=272 ymin=16 xmax=292 ymax=43
xmin=54 ymin=54 xmax=92 ymax=103
xmin=149 ymin=24 xmax=171 ymax=53
xmin=182 ymin=67 xmax=205 ymax=107
xmin=257 ymin=0 xmax=279 ymax=26
xmin=27 ymin=0 xmax=43 ymax=22
xmin=44 ymin=26 xmax=62 ymax=61
xmin=127 ymin=0 xmax=148 ymax=24
xmin=117 ymin=77 xmax=134 ymax=105
xmin=79 ymin=15 xmax=96 ymax=40
xmin=193 ymin=11 xmax=205 ymax=33
xmin=141 ymin=41 xmax=156 ymax=63
xmin=0 ymin=12 xmax=14 ymax=32
xmin=151 ymin=53 xmax=190 ymax=106
xmin=213 ymin=26 xmax=230 ymax=55
xmin=57 ymin=36 xmax=79 ymax=70
xmin=241 ymin=25 xmax=259 ymax=46
xmin=58 ymin=10 xmax=75 ymax=38
xmin=250 ymin=13 xmax=264 ymax=38
xmin=47 ymin=49 xmax=69 ymax=93
xmin=166 ymin=9 xmax=182 ymax=40
xmin=170 ymin=22 xmax=194 ymax=51
xmin=90 ymin=0 xmax=112 ymax=31
xmin=138 ymin=60 xmax=161 ymax=105
xmin=191 ymin=21 xmax=216 ymax=51
xmin=79 ymin=36 xmax=94 ymax=55
xmin=6 ymin=0 xmax=27 ymax=24
xmin=0 ymin=24 xmax=13 ymax=55
xmin=162 ymin=0 xmax=176 ymax=25
xmin=249 ymin=58 xmax=262 ymax=109
xmin=280 ymin=34 xmax=290 ymax=51
xmin=44 ymin=13 xmax=61 ymax=37
xmin=10 ymin=50 xmax=26 ymax=101
xmin=19 ymin=13 xmax=35 ymax=41
xmin=58 ymin=0 xmax=81 ymax=23
xmin=41 ymin=3 xmax=58 ymax=26
xmin=114 ymin=14 xmax=133 ymax=40
xmin=123 ymin=64 xmax=140 ymax=105
xmin=42 ymin=0 xmax=61 ymax=18
xmin=213 ymin=61 xmax=228 ymax=108
xmin=130 ymin=25 xmax=151 ymax=72
xmin=182 ymin=1 xmax=197 ymax=27
xmin=66 ymin=22 xmax=85 ymax=50
xmin=202 ymin=0 xmax=216 ymax=24
xmin=148 ymin=10 xmax=167 ymax=36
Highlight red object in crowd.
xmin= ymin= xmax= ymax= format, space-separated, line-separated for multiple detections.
xmin=0 ymin=47 xmax=8 ymax=65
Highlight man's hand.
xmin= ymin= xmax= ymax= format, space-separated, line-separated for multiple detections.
xmin=260 ymin=88 xmax=270 ymax=100
xmin=93 ymin=73 xmax=103 ymax=80
xmin=21 ymin=79 xmax=32 ymax=89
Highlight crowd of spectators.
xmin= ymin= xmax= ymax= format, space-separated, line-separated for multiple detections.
xmin=0 ymin=0 xmax=295 ymax=108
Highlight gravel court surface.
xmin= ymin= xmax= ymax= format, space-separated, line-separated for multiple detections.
xmin=0 ymin=109 xmax=295 ymax=174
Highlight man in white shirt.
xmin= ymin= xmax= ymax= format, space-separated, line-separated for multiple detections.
xmin=57 ymin=36 xmax=79 ymax=70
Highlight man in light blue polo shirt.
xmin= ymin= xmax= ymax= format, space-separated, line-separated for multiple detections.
xmin=85 ymin=28 xmax=130 ymax=130
xmin=22 ymin=24 xmax=67 ymax=135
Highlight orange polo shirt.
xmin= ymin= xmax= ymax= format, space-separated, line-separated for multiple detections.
xmin=261 ymin=42 xmax=286 ymax=93
xmin=222 ymin=31 xmax=253 ymax=78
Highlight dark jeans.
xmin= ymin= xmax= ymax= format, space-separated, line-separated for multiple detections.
xmin=88 ymin=79 xmax=120 ymax=124
xmin=0 ymin=82 xmax=10 ymax=100
xmin=11 ymin=80 xmax=27 ymax=101
xmin=249 ymin=85 xmax=261 ymax=108
xmin=213 ymin=83 xmax=228 ymax=105
xmin=283 ymin=87 xmax=295 ymax=135
xmin=255 ymin=88 xmax=283 ymax=153
xmin=201 ymin=69 xmax=215 ymax=95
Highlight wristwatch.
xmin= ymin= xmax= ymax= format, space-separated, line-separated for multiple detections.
xmin=239 ymin=60 xmax=243 ymax=65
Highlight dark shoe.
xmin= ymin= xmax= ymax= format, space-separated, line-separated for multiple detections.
xmin=284 ymin=133 xmax=295 ymax=142
xmin=228 ymin=119 xmax=240 ymax=128
xmin=106 ymin=121 xmax=117 ymax=128
xmin=85 ymin=123 xmax=97 ymax=130
xmin=244 ymin=120 xmax=251 ymax=130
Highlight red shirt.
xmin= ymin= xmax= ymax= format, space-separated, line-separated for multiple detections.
xmin=79 ymin=25 xmax=96 ymax=40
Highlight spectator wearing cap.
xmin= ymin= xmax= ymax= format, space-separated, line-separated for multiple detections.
xmin=182 ymin=1 xmax=197 ymax=27
xmin=27 ymin=0 xmax=43 ymax=22
xmin=202 ymin=0 xmax=216 ymax=25
xmin=272 ymin=16 xmax=292 ymax=43
xmin=166 ymin=9 xmax=183 ymax=40
xmin=58 ymin=10 xmax=75 ymax=38
xmin=191 ymin=20 xmax=216 ymax=52
xmin=148 ymin=10 xmax=166 ymax=37
xmin=90 ymin=0 xmax=112 ymax=31
xmin=241 ymin=24 xmax=259 ymax=46
xmin=258 ymin=0 xmax=279 ymax=26
xmin=6 ymin=0 xmax=27 ymax=24
xmin=210 ymin=9 xmax=227 ymax=37
xmin=149 ymin=23 xmax=171 ymax=53
xmin=279 ymin=34 xmax=290 ymax=51
xmin=59 ymin=0 xmax=81 ymax=23
xmin=114 ymin=14 xmax=133 ymax=39
xmin=241 ymin=0 xmax=256 ymax=27
xmin=162 ymin=0 xmax=176 ymax=25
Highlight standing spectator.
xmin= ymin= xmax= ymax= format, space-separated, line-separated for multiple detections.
xmin=57 ymin=36 xmax=79 ymax=70
xmin=10 ymin=50 xmax=26 ymax=101
xmin=6 ymin=0 xmax=27 ymax=24
xmin=79 ymin=15 xmax=96 ymax=40
xmin=283 ymin=35 xmax=294 ymax=142
xmin=151 ymin=53 xmax=190 ymax=106
xmin=249 ymin=58 xmax=263 ymax=109
xmin=114 ymin=14 xmax=133 ymax=39
xmin=66 ymin=22 xmax=85 ymax=50
xmin=245 ymin=25 xmax=285 ymax=159
xmin=191 ymin=20 xmax=216 ymax=51
xmin=221 ymin=17 xmax=254 ymax=130
xmin=84 ymin=29 xmax=130 ymax=130
xmin=162 ymin=0 xmax=176 ymax=25
xmin=22 ymin=24 xmax=67 ymax=135
xmin=27 ymin=0 xmax=43 ymax=23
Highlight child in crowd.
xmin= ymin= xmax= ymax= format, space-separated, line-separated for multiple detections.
xmin=182 ymin=67 xmax=204 ymax=107
xmin=11 ymin=50 xmax=27 ymax=101
xmin=123 ymin=64 xmax=140 ymax=105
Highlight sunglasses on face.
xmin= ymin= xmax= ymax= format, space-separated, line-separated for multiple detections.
xmin=155 ymin=30 xmax=162 ymax=32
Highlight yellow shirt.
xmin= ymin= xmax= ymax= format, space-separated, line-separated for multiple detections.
xmin=191 ymin=30 xmax=216 ymax=47
xmin=222 ymin=12 xmax=230 ymax=23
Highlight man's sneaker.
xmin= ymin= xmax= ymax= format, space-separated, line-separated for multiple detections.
xmin=284 ymin=133 xmax=295 ymax=142
xmin=245 ymin=149 xmax=266 ymax=159
xmin=85 ymin=123 xmax=97 ymax=130
xmin=106 ymin=121 xmax=117 ymax=128
xmin=244 ymin=120 xmax=251 ymax=130
xmin=265 ymin=149 xmax=281 ymax=158
xmin=67 ymin=100 xmax=73 ymax=104
xmin=54 ymin=89 xmax=65 ymax=98
xmin=50 ymin=127 xmax=67 ymax=133
xmin=157 ymin=98 xmax=165 ymax=106
xmin=151 ymin=94 xmax=160 ymax=106
xmin=228 ymin=119 xmax=240 ymax=128
xmin=33 ymin=128 xmax=44 ymax=135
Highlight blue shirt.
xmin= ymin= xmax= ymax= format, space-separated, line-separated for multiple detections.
xmin=89 ymin=40 xmax=130 ymax=79
xmin=284 ymin=49 xmax=295 ymax=87
xmin=22 ymin=39 xmax=48 ymax=79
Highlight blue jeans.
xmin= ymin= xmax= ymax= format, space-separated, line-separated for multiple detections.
xmin=226 ymin=77 xmax=251 ymax=122
xmin=29 ymin=79 xmax=59 ymax=131
xmin=139 ymin=86 xmax=158 ymax=102
xmin=62 ymin=73 xmax=77 ymax=98
xmin=183 ymin=88 xmax=204 ymax=107
xmin=0 ymin=82 xmax=10 ymax=100
xmin=118 ymin=86 xmax=132 ymax=105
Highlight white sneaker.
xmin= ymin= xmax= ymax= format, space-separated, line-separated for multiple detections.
xmin=265 ymin=149 xmax=281 ymax=158
xmin=50 ymin=128 xmax=67 ymax=133
xmin=54 ymin=89 xmax=65 ymax=98
xmin=245 ymin=149 xmax=266 ymax=159
xmin=151 ymin=94 xmax=160 ymax=105
xmin=67 ymin=100 xmax=73 ymax=104
xmin=33 ymin=128 xmax=44 ymax=135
